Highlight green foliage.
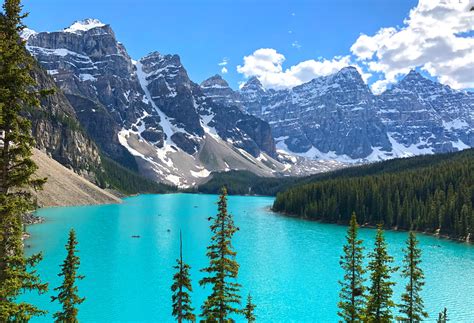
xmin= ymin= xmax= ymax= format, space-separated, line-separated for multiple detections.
xmin=0 ymin=0 xmax=48 ymax=320
xmin=243 ymin=293 xmax=256 ymax=323
xmin=51 ymin=229 xmax=85 ymax=322
xmin=437 ymin=308 xmax=448 ymax=323
xmin=365 ymin=225 xmax=397 ymax=322
xmin=171 ymin=231 xmax=195 ymax=322
xmin=198 ymin=149 xmax=473 ymax=196
xmin=196 ymin=170 xmax=298 ymax=196
xmin=273 ymin=149 xmax=474 ymax=241
xmin=95 ymin=155 xmax=176 ymax=195
xmin=338 ymin=213 xmax=365 ymax=322
xmin=199 ymin=187 xmax=242 ymax=321
xmin=398 ymin=232 xmax=427 ymax=322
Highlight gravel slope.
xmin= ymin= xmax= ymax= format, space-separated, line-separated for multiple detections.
xmin=32 ymin=149 xmax=122 ymax=207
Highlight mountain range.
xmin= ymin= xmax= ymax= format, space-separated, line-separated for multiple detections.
xmin=23 ymin=19 xmax=473 ymax=187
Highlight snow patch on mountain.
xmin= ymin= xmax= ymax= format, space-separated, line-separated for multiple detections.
xmin=64 ymin=19 xmax=106 ymax=34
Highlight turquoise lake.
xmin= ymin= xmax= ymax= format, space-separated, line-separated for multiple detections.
xmin=23 ymin=193 xmax=474 ymax=322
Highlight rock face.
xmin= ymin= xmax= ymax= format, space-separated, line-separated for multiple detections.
xmin=26 ymin=19 xmax=150 ymax=170
xmin=26 ymin=19 xmax=336 ymax=187
xmin=26 ymin=66 xmax=102 ymax=181
xmin=240 ymin=67 xmax=473 ymax=162
xmin=376 ymin=70 xmax=474 ymax=155
xmin=200 ymin=74 xmax=243 ymax=108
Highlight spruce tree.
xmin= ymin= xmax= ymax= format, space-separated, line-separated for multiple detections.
xmin=365 ymin=225 xmax=396 ymax=322
xmin=243 ymin=293 xmax=256 ymax=322
xmin=51 ymin=229 xmax=85 ymax=322
xmin=338 ymin=212 xmax=365 ymax=322
xmin=171 ymin=231 xmax=195 ymax=322
xmin=0 ymin=0 xmax=48 ymax=320
xmin=397 ymin=232 xmax=427 ymax=322
xmin=436 ymin=308 xmax=447 ymax=323
xmin=199 ymin=187 xmax=242 ymax=321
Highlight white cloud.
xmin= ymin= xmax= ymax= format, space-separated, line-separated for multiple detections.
xmin=291 ymin=40 xmax=302 ymax=49
xmin=238 ymin=1 xmax=473 ymax=93
xmin=218 ymin=58 xmax=228 ymax=66
xmin=351 ymin=0 xmax=474 ymax=92
xmin=237 ymin=48 xmax=358 ymax=89
xmin=221 ymin=66 xmax=228 ymax=74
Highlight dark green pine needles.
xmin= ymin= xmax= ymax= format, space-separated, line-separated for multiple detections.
xmin=0 ymin=0 xmax=48 ymax=320
xmin=51 ymin=229 xmax=85 ymax=323
xmin=338 ymin=213 xmax=365 ymax=322
xmin=199 ymin=187 xmax=242 ymax=321
xmin=397 ymin=232 xmax=428 ymax=322
xmin=365 ymin=225 xmax=397 ymax=322
xmin=243 ymin=293 xmax=256 ymax=322
xmin=171 ymin=231 xmax=195 ymax=322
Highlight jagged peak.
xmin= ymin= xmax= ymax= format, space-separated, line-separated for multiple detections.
xmin=241 ymin=76 xmax=264 ymax=91
xmin=142 ymin=51 xmax=162 ymax=60
xmin=201 ymin=74 xmax=230 ymax=89
xmin=333 ymin=66 xmax=363 ymax=81
xmin=402 ymin=69 xmax=424 ymax=80
xmin=63 ymin=18 xmax=107 ymax=34
xmin=396 ymin=69 xmax=437 ymax=90
xmin=20 ymin=28 xmax=37 ymax=40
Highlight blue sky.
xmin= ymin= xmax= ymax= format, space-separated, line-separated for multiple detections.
xmin=22 ymin=0 xmax=473 ymax=92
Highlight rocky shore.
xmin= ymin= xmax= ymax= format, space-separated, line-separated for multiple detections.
xmin=22 ymin=212 xmax=45 ymax=225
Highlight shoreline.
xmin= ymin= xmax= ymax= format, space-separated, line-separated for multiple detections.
xmin=269 ymin=207 xmax=473 ymax=245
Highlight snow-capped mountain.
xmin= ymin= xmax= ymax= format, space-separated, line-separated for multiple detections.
xmin=26 ymin=19 xmax=342 ymax=187
xmin=239 ymin=67 xmax=473 ymax=162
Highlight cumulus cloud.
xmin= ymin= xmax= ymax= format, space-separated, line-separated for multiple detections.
xmin=351 ymin=0 xmax=474 ymax=92
xmin=221 ymin=66 xmax=228 ymax=74
xmin=237 ymin=48 xmax=367 ymax=90
xmin=237 ymin=1 xmax=473 ymax=93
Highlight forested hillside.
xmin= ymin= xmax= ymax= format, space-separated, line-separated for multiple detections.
xmin=273 ymin=149 xmax=474 ymax=241
xmin=96 ymin=157 xmax=176 ymax=195
xmin=196 ymin=170 xmax=298 ymax=195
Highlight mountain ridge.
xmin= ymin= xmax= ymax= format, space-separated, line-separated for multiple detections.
xmin=25 ymin=19 xmax=340 ymax=187
xmin=24 ymin=18 xmax=473 ymax=187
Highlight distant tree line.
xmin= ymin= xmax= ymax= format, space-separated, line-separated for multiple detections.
xmin=195 ymin=170 xmax=299 ymax=196
xmin=273 ymin=149 xmax=474 ymax=241
xmin=95 ymin=155 xmax=176 ymax=195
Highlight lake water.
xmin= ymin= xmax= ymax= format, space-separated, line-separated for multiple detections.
xmin=23 ymin=194 xmax=474 ymax=322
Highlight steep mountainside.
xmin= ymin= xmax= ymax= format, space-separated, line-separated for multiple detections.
xmin=239 ymin=68 xmax=473 ymax=162
xmin=27 ymin=64 xmax=102 ymax=181
xmin=26 ymin=19 xmax=342 ymax=187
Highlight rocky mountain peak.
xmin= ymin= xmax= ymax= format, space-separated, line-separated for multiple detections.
xmin=329 ymin=66 xmax=366 ymax=87
xmin=396 ymin=69 xmax=436 ymax=91
xmin=200 ymin=74 xmax=242 ymax=109
xmin=242 ymin=76 xmax=264 ymax=91
xmin=63 ymin=18 xmax=107 ymax=34
xmin=200 ymin=74 xmax=230 ymax=89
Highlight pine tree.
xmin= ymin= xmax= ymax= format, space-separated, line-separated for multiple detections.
xmin=51 ymin=229 xmax=85 ymax=322
xmin=0 ymin=0 xmax=48 ymax=320
xmin=436 ymin=308 xmax=447 ymax=323
xmin=171 ymin=231 xmax=195 ymax=322
xmin=243 ymin=293 xmax=256 ymax=322
xmin=397 ymin=232 xmax=427 ymax=322
xmin=365 ymin=225 xmax=397 ymax=322
xmin=338 ymin=212 xmax=365 ymax=322
xmin=199 ymin=187 xmax=242 ymax=321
